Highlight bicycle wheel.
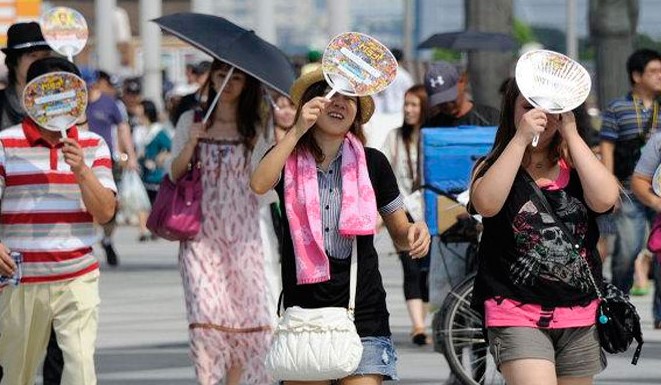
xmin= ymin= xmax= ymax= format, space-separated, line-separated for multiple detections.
xmin=437 ymin=274 xmax=504 ymax=385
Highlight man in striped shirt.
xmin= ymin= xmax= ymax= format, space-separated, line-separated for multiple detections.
xmin=0 ymin=58 xmax=117 ymax=385
xmin=599 ymin=49 xmax=661 ymax=294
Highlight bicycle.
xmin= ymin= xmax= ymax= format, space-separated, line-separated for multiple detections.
xmin=423 ymin=185 xmax=504 ymax=385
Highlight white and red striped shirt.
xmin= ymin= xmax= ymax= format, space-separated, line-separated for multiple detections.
xmin=0 ymin=119 xmax=117 ymax=284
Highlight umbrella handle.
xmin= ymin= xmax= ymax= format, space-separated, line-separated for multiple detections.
xmin=203 ymin=67 xmax=235 ymax=124
xmin=532 ymin=134 xmax=539 ymax=147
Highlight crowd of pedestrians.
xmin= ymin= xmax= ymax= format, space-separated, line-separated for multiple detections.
xmin=0 ymin=15 xmax=660 ymax=385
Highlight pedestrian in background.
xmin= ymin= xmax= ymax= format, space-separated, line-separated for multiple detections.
xmin=251 ymin=68 xmax=431 ymax=384
xmin=599 ymin=49 xmax=661 ymax=294
xmin=630 ymin=132 xmax=661 ymax=329
xmin=423 ymin=61 xmax=500 ymax=128
xmin=83 ymin=69 xmax=138 ymax=266
xmin=134 ymin=99 xmax=171 ymax=241
xmin=380 ymin=84 xmax=432 ymax=345
xmin=469 ymin=79 xmax=618 ymax=385
xmin=169 ymin=59 xmax=272 ymax=385
xmin=0 ymin=22 xmax=52 ymax=129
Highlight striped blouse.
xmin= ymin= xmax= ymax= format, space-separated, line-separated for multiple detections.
xmin=318 ymin=146 xmax=403 ymax=259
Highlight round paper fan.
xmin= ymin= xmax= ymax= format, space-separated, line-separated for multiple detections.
xmin=515 ymin=49 xmax=591 ymax=114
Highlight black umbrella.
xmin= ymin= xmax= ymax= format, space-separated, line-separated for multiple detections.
xmin=418 ymin=30 xmax=516 ymax=52
xmin=152 ymin=12 xmax=295 ymax=97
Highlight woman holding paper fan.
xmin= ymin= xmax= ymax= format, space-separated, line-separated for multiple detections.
xmin=380 ymin=84 xmax=431 ymax=346
xmin=169 ymin=59 xmax=272 ymax=385
xmin=468 ymin=79 xmax=619 ymax=385
xmin=251 ymin=68 xmax=431 ymax=384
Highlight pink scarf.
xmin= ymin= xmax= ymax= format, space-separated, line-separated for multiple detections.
xmin=284 ymin=133 xmax=377 ymax=284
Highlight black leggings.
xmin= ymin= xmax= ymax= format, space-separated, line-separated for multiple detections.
xmin=399 ymin=252 xmax=430 ymax=302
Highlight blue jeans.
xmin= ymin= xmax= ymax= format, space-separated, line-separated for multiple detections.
xmin=611 ymin=194 xmax=655 ymax=292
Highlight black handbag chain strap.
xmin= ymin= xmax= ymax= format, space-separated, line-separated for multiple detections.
xmin=525 ymin=173 xmax=604 ymax=299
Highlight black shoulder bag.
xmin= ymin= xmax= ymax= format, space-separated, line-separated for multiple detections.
xmin=528 ymin=177 xmax=643 ymax=365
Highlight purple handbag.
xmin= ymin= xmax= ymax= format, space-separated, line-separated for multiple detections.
xmin=146 ymin=149 xmax=203 ymax=241
xmin=147 ymin=110 xmax=204 ymax=241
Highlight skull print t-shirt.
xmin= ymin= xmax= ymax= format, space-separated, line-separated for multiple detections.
xmin=471 ymin=160 xmax=605 ymax=314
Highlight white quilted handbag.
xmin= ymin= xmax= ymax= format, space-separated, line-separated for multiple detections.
xmin=265 ymin=240 xmax=363 ymax=381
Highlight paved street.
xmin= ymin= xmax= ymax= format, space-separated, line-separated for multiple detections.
xmin=37 ymin=225 xmax=661 ymax=384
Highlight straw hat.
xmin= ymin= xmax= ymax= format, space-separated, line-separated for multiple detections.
xmin=289 ymin=68 xmax=375 ymax=124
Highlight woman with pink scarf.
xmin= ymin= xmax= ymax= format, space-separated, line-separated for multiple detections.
xmin=251 ymin=68 xmax=431 ymax=385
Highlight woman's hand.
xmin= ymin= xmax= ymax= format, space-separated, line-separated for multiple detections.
xmin=555 ymin=111 xmax=579 ymax=140
xmin=407 ymin=222 xmax=431 ymax=258
xmin=514 ymin=109 xmax=547 ymax=146
xmin=187 ymin=122 xmax=206 ymax=147
xmin=293 ymin=97 xmax=329 ymax=138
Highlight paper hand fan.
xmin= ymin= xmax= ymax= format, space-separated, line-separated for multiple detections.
xmin=40 ymin=7 xmax=89 ymax=62
xmin=515 ymin=49 xmax=591 ymax=147
xmin=22 ymin=71 xmax=88 ymax=138
xmin=322 ymin=32 xmax=398 ymax=98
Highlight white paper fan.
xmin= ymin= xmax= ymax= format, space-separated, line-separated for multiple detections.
xmin=515 ymin=50 xmax=591 ymax=146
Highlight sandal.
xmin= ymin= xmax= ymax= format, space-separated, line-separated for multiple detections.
xmin=630 ymin=285 xmax=650 ymax=296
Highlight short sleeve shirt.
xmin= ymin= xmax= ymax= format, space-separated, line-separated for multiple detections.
xmin=635 ymin=131 xmax=661 ymax=178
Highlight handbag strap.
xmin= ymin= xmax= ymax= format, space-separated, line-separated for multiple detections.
xmin=525 ymin=173 xmax=604 ymax=299
xmin=527 ymin=173 xmax=644 ymax=365
xmin=348 ymin=238 xmax=358 ymax=316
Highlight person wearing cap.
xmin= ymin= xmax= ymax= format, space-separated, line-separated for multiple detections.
xmin=422 ymin=61 xmax=500 ymax=128
xmin=251 ymin=68 xmax=431 ymax=383
xmin=0 ymin=57 xmax=117 ymax=385
xmin=82 ymin=69 xmax=138 ymax=267
xmin=0 ymin=22 xmax=52 ymax=129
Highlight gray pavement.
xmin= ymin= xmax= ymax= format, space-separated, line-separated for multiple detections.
xmin=40 ymin=225 xmax=661 ymax=384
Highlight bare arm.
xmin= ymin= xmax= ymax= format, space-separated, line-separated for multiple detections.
xmin=382 ymin=208 xmax=430 ymax=257
xmin=631 ymin=174 xmax=661 ymax=211
xmin=561 ymin=114 xmax=619 ymax=212
xmin=250 ymin=97 xmax=329 ymax=194
xmin=471 ymin=109 xmax=547 ymax=217
xmin=117 ymin=122 xmax=138 ymax=170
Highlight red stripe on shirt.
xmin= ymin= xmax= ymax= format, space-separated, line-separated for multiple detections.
xmin=1 ymin=211 xmax=93 ymax=224
xmin=6 ymin=173 xmax=77 ymax=186
xmin=92 ymin=158 xmax=112 ymax=169
xmin=1 ymin=138 xmax=32 ymax=148
xmin=21 ymin=262 xmax=99 ymax=284
xmin=22 ymin=247 xmax=94 ymax=263
xmin=1 ymin=138 xmax=101 ymax=149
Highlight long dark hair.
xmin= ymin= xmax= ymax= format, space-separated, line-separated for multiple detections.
xmin=471 ymin=79 xmax=562 ymax=185
xmin=293 ymin=80 xmax=366 ymax=163
xmin=400 ymin=84 xmax=427 ymax=189
xmin=201 ymin=60 xmax=263 ymax=150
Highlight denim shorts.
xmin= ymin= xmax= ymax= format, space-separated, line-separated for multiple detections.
xmin=351 ymin=336 xmax=399 ymax=381
xmin=488 ymin=326 xmax=606 ymax=378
